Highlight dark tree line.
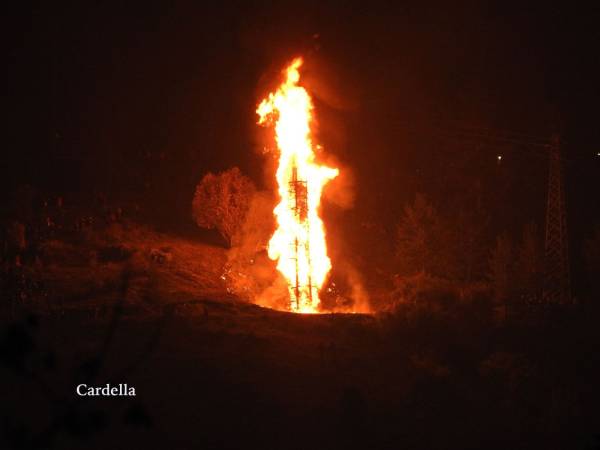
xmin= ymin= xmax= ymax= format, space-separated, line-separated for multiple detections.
xmin=394 ymin=192 xmax=600 ymax=308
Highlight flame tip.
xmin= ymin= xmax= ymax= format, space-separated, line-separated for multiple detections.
xmin=258 ymin=57 xmax=338 ymax=313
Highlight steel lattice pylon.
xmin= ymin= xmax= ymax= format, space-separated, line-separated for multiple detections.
xmin=543 ymin=134 xmax=571 ymax=304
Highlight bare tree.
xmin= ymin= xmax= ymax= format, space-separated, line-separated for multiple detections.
xmin=192 ymin=167 xmax=255 ymax=247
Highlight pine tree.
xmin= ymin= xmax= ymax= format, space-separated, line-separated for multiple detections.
xmin=396 ymin=194 xmax=441 ymax=276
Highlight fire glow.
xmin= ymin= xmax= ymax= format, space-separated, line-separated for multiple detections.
xmin=257 ymin=58 xmax=339 ymax=313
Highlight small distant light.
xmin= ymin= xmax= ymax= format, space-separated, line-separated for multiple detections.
xmin=497 ymin=155 xmax=502 ymax=161
xmin=597 ymin=152 xmax=600 ymax=157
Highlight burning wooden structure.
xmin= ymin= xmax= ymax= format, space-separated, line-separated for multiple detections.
xmin=257 ymin=58 xmax=338 ymax=313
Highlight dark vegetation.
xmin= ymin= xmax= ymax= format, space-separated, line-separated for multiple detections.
xmin=2 ymin=275 xmax=600 ymax=449
xmin=192 ymin=167 xmax=256 ymax=248
xmin=1 ymin=180 xmax=600 ymax=449
xmin=4 ymin=3 xmax=600 ymax=448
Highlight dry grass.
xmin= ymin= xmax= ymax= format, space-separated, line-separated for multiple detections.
xmin=38 ymin=221 xmax=230 ymax=312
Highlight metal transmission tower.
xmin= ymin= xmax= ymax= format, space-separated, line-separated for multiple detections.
xmin=543 ymin=134 xmax=571 ymax=304
xmin=426 ymin=124 xmax=576 ymax=306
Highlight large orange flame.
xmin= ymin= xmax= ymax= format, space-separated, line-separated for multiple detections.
xmin=257 ymin=58 xmax=339 ymax=313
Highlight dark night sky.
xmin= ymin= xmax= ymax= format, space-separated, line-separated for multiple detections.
xmin=4 ymin=2 xmax=600 ymax=287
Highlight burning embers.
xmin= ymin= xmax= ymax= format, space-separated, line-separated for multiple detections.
xmin=257 ymin=58 xmax=339 ymax=313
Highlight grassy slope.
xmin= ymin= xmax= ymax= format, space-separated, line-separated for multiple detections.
xmin=2 ymin=223 xmax=599 ymax=449
xmin=38 ymin=222 xmax=230 ymax=312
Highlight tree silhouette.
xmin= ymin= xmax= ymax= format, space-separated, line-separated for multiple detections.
xmin=584 ymin=225 xmax=600 ymax=296
xmin=488 ymin=232 xmax=513 ymax=303
xmin=515 ymin=222 xmax=543 ymax=301
xmin=450 ymin=206 xmax=489 ymax=282
xmin=192 ymin=167 xmax=255 ymax=247
xmin=396 ymin=194 xmax=442 ymax=276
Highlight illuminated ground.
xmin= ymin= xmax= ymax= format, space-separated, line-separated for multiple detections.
xmin=1 ymin=224 xmax=599 ymax=449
